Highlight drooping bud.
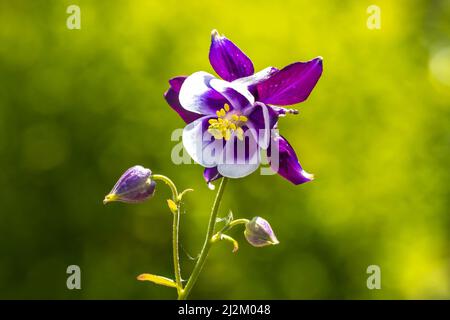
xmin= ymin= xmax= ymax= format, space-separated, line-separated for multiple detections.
xmin=103 ymin=165 xmax=156 ymax=204
xmin=244 ymin=217 xmax=279 ymax=247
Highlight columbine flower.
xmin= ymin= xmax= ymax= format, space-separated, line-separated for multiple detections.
xmin=164 ymin=29 xmax=322 ymax=185
xmin=244 ymin=217 xmax=279 ymax=247
xmin=103 ymin=165 xmax=156 ymax=204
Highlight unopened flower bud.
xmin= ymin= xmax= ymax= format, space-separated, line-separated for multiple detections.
xmin=103 ymin=165 xmax=156 ymax=204
xmin=244 ymin=217 xmax=279 ymax=247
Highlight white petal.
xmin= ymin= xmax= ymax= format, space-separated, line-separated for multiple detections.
xmin=179 ymin=71 xmax=219 ymax=115
xmin=209 ymin=78 xmax=255 ymax=109
xmin=217 ymin=132 xmax=260 ymax=178
xmin=233 ymin=67 xmax=277 ymax=87
xmin=182 ymin=116 xmax=221 ymax=168
xmin=218 ymin=161 xmax=260 ymax=178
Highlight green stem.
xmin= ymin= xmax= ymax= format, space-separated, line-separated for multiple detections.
xmin=173 ymin=204 xmax=182 ymax=296
xmin=217 ymin=218 xmax=249 ymax=235
xmin=179 ymin=177 xmax=229 ymax=300
xmin=227 ymin=218 xmax=249 ymax=230
xmin=151 ymin=174 xmax=183 ymax=295
xmin=152 ymin=174 xmax=178 ymax=200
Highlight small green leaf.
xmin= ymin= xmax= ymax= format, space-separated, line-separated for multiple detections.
xmin=167 ymin=199 xmax=178 ymax=214
xmin=216 ymin=210 xmax=234 ymax=225
xmin=226 ymin=210 xmax=234 ymax=224
xmin=212 ymin=233 xmax=239 ymax=253
xmin=137 ymin=273 xmax=177 ymax=288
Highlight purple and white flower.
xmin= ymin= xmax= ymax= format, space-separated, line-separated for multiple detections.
xmin=164 ymin=30 xmax=322 ymax=185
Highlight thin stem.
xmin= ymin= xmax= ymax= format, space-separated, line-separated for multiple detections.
xmin=173 ymin=204 xmax=182 ymax=296
xmin=151 ymin=174 xmax=183 ymax=295
xmin=229 ymin=218 xmax=250 ymax=227
xmin=179 ymin=177 xmax=228 ymax=300
xmin=217 ymin=217 xmax=249 ymax=235
xmin=152 ymin=174 xmax=178 ymax=200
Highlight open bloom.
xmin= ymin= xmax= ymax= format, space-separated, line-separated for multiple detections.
xmin=164 ymin=30 xmax=322 ymax=185
xmin=103 ymin=165 xmax=156 ymax=204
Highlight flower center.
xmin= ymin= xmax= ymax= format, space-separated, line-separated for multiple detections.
xmin=207 ymin=104 xmax=248 ymax=141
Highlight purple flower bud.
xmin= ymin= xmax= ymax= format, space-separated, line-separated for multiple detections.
xmin=103 ymin=165 xmax=156 ymax=204
xmin=244 ymin=217 xmax=279 ymax=247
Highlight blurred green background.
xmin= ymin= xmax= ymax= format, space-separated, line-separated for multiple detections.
xmin=0 ymin=0 xmax=448 ymax=299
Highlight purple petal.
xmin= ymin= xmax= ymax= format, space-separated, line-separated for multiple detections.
xmin=179 ymin=71 xmax=226 ymax=115
xmin=246 ymin=102 xmax=278 ymax=149
xmin=268 ymin=135 xmax=313 ymax=185
xmin=217 ymin=129 xmax=260 ymax=178
xmin=112 ymin=166 xmax=151 ymax=194
xmin=233 ymin=67 xmax=278 ymax=95
xmin=209 ymin=29 xmax=254 ymax=82
xmin=117 ymin=180 xmax=156 ymax=203
xmin=106 ymin=165 xmax=156 ymax=203
xmin=164 ymin=77 xmax=204 ymax=124
xmin=256 ymin=57 xmax=323 ymax=106
xmin=182 ymin=115 xmax=225 ymax=168
xmin=209 ymin=78 xmax=254 ymax=111
xmin=168 ymin=76 xmax=184 ymax=91
xmin=203 ymin=167 xmax=222 ymax=183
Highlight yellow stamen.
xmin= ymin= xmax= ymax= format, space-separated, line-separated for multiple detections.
xmin=224 ymin=129 xmax=231 ymax=141
xmin=208 ymin=128 xmax=223 ymax=140
xmin=216 ymin=108 xmax=226 ymax=117
xmin=208 ymin=104 xmax=249 ymax=141
xmin=236 ymin=127 xmax=244 ymax=141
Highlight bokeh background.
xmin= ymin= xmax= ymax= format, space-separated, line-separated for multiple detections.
xmin=0 ymin=0 xmax=448 ymax=299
